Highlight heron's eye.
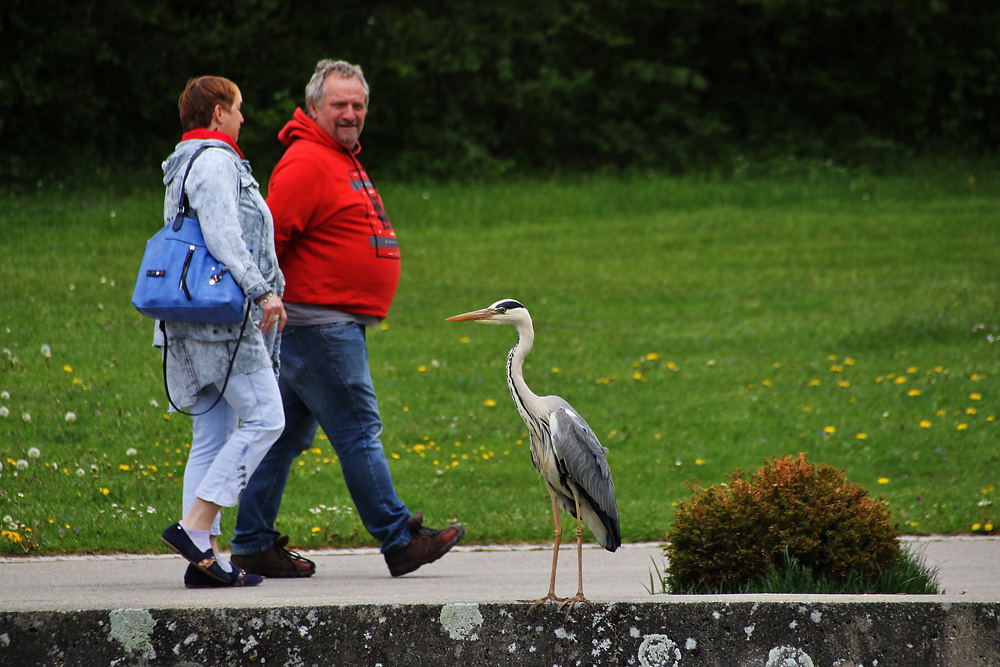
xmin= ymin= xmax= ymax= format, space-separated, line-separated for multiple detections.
xmin=497 ymin=308 xmax=507 ymax=314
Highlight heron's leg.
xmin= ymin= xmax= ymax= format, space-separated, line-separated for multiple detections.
xmin=523 ymin=491 xmax=566 ymax=609
xmin=557 ymin=489 xmax=595 ymax=617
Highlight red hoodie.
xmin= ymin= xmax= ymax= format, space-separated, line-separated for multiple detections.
xmin=267 ymin=108 xmax=400 ymax=319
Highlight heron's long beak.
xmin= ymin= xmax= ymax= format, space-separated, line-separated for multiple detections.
xmin=446 ymin=308 xmax=495 ymax=322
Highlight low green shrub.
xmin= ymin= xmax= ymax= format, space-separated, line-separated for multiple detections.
xmin=663 ymin=453 xmax=912 ymax=594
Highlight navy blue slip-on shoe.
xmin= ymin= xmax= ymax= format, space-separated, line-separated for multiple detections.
xmin=183 ymin=564 xmax=264 ymax=588
xmin=161 ymin=522 xmax=230 ymax=584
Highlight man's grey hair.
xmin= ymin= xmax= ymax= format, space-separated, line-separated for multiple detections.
xmin=305 ymin=59 xmax=369 ymax=111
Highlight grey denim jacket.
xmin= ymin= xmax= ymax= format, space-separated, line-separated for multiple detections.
xmin=155 ymin=139 xmax=284 ymax=344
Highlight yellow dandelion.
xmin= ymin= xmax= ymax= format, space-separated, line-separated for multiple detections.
xmin=762 ymin=379 xmax=772 ymax=387
xmin=856 ymin=433 xmax=868 ymax=440
xmin=552 ymin=367 xmax=560 ymax=373
xmin=987 ymin=524 xmax=995 ymax=532
xmin=459 ymin=336 xmax=470 ymax=344
xmin=63 ymin=365 xmax=72 ymax=372
xmin=773 ymin=362 xmax=782 ymax=368
xmin=957 ymin=423 xmax=969 ymax=431
xmin=380 ymin=322 xmax=389 ymax=331
xmin=667 ymin=361 xmax=678 ymax=371
xmin=934 ymin=366 xmax=943 ymax=373
xmin=830 ymin=364 xmax=843 ymax=372
xmin=971 ymin=374 xmax=981 ymax=381
xmin=484 ymin=398 xmax=497 ymax=407
xmin=695 ymin=458 xmax=705 ymax=465
xmin=828 ymin=354 xmax=838 ymax=361
xmin=311 ymin=526 xmax=321 ymax=533
xmin=391 ymin=453 xmax=400 ymax=459
xmin=633 ymin=371 xmax=643 ymax=380
xmin=100 ymin=488 xmax=110 ymax=495
xmin=646 ymin=353 xmax=660 ymax=361
xmin=417 ymin=365 xmax=427 ymax=372
xmin=403 ymin=406 xmax=409 ymax=412
xmin=894 ymin=376 xmax=907 ymax=384
xmin=809 ymin=379 xmax=821 ymax=387
xmin=971 ymin=393 xmax=982 ymax=401
xmin=823 ymin=426 xmax=836 ymax=435
xmin=920 ymin=420 xmax=932 ymax=428
xmin=967 ymin=407 xmax=977 ymax=415
xmin=119 ymin=464 xmax=130 ymax=471
xmin=844 ymin=358 xmax=855 ymax=366
xmin=838 ymin=380 xmax=850 ymax=388
xmin=907 ymin=366 xmax=918 ymax=374
xmin=972 ymin=523 xmax=982 ymax=531
xmin=907 ymin=389 xmax=921 ymax=397
xmin=936 ymin=409 xmax=947 ymax=417
xmin=877 ymin=477 xmax=889 ymax=485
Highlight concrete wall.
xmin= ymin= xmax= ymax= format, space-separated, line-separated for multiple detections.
xmin=2 ymin=601 xmax=999 ymax=667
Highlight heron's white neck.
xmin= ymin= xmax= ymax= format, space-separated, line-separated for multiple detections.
xmin=506 ymin=319 xmax=544 ymax=437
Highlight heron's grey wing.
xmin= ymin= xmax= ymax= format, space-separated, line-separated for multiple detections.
xmin=549 ymin=406 xmax=621 ymax=549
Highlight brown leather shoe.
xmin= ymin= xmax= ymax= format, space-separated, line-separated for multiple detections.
xmin=231 ymin=535 xmax=316 ymax=578
xmin=384 ymin=515 xmax=465 ymax=577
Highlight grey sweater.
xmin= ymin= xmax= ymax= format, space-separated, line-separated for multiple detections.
xmin=153 ymin=139 xmax=284 ymax=407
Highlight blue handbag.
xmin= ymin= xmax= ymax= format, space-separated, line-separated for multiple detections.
xmin=132 ymin=145 xmax=247 ymax=324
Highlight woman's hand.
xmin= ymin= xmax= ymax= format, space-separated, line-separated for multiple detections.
xmin=256 ymin=292 xmax=286 ymax=333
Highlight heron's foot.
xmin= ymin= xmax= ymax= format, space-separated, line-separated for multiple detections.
xmin=521 ymin=593 xmax=567 ymax=611
xmin=556 ymin=593 xmax=595 ymax=618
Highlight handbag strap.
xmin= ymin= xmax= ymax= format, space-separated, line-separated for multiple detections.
xmin=158 ymin=307 xmax=252 ymax=416
xmin=172 ymin=144 xmax=212 ymax=232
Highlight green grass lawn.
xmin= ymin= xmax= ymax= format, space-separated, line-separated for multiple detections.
xmin=1 ymin=159 xmax=998 ymax=556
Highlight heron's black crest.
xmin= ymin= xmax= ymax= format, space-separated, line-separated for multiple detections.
xmin=492 ymin=299 xmax=525 ymax=312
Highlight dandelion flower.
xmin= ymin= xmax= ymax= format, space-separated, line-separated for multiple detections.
xmin=809 ymin=379 xmax=821 ymax=387
xmin=63 ymin=365 xmax=72 ymax=373
xmin=0 ymin=391 xmax=8 ymax=399
xmin=907 ymin=366 xmax=918 ymax=374
xmin=838 ymin=380 xmax=850 ymax=388
xmin=76 ymin=468 xmax=85 ymax=476
xmin=823 ymin=426 xmax=836 ymax=435
xmin=844 ymin=358 xmax=855 ymax=365
xmin=972 ymin=523 xmax=982 ymax=531
xmin=27 ymin=447 xmax=40 ymax=459
xmin=126 ymin=448 xmax=138 ymax=456
xmin=119 ymin=464 xmax=130 ymax=471
xmin=856 ymin=433 xmax=868 ymax=440
xmin=971 ymin=393 xmax=982 ymax=401
xmin=762 ymin=379 xmax=772 ymax=387
xmin=877 ymin=477 xmax=889 ymax=484
xmin=484 ymin=399 xmax=496 ymax=407
xmin=16 ymin=460 xmax=28 ymax=470
xmin=967 ymin=408 xmax=977 ymax=415
xmin=695 ymin=458 xmax=705 ymax=466
xmin=920 ymin=420 xmax=932 ymax=428
xmin=311 ymin=526 xmax=321 ymax=533
xmin=22 ymin=413 xmax=31 ymax=423
xmin=957 ymin=423 xmax=969 ymax=431
xmin=907 ymin=389 xmax=921 ymax=397
xmin=417 ymin=365 xmax=427 ymax=372
xmin=0 ymin=407 xmax=8 ymax=418
xmin=40 ymin=345 xmax=52 ymax=358
xmin=667 ymin=361 xmax=678 ymax=371
xmin=646 ymin=353 xmax=660 ymax=361
xmin=633 ymin=371 xmax=643 ymax=381
xmin=459 ymin=336 xmax=470 ymax=344
xmin=894 ymin=376 xmax=907 ymax=384
xmin=987 ymin=524 xmax=995 ymax=532
xmin=65 ymin=412 xmax=77 ymax=422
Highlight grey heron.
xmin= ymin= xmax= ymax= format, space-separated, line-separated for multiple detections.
xmin=447 ymin=299 xmax=620 ymax=612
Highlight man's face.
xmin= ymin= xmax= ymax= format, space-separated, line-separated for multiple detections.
xmin=309 ymin=74 xmax=367 ymax=150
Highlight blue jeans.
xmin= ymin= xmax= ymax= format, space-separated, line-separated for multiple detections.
xmin=231 ymin=322 xmax=411 ymax=555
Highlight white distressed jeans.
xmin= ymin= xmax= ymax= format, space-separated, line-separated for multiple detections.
xmin=181 ymin=367 xmax=284 ymax=535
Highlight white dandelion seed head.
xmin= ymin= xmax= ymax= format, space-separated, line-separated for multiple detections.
xmin=0 ymin=461 xmax=3 ymax=472
xmin=40 ymin=345 xmax=52 ymax=358
xmin=16 ymin=460 xmax=28 ymax=470
xmin=0 ymin=407 xmax=8 ymax=418
xmin=1 ymin=516 xmax=10 ymax=524
xmin=76 ymin=468 xmax=86 ymax=476
xmin=0 ymin=390 xmax=8 ymax=399
xmin=22 ymin=413 xmax=31 ymax=423
xmin=65 ymin=412 xmax=77 ymax=422
xmin=27 ymin=447 xmax=41 ymax=459
xmin=149 ymin=399 xmax=159 ymax=408
xmin=126 ymin=448 xmax=138 ymax=457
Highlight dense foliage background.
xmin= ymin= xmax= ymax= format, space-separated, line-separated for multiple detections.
xmin=3 ymin=0 xmax=998 ymax=182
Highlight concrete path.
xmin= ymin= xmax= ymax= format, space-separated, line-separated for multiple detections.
xmin=2 ymin=536 xmax=999 ymax=612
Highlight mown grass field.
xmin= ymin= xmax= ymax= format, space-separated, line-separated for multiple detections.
xmin=1 ymin=159 xmax=998 ymax=556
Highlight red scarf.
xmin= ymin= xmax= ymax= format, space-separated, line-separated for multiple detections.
xmin=180 ymin=129 xmax=244 ymax=159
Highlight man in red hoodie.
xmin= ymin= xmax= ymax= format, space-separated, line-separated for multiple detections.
xmin=231 ymin=60 xmax=464 ymax=578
